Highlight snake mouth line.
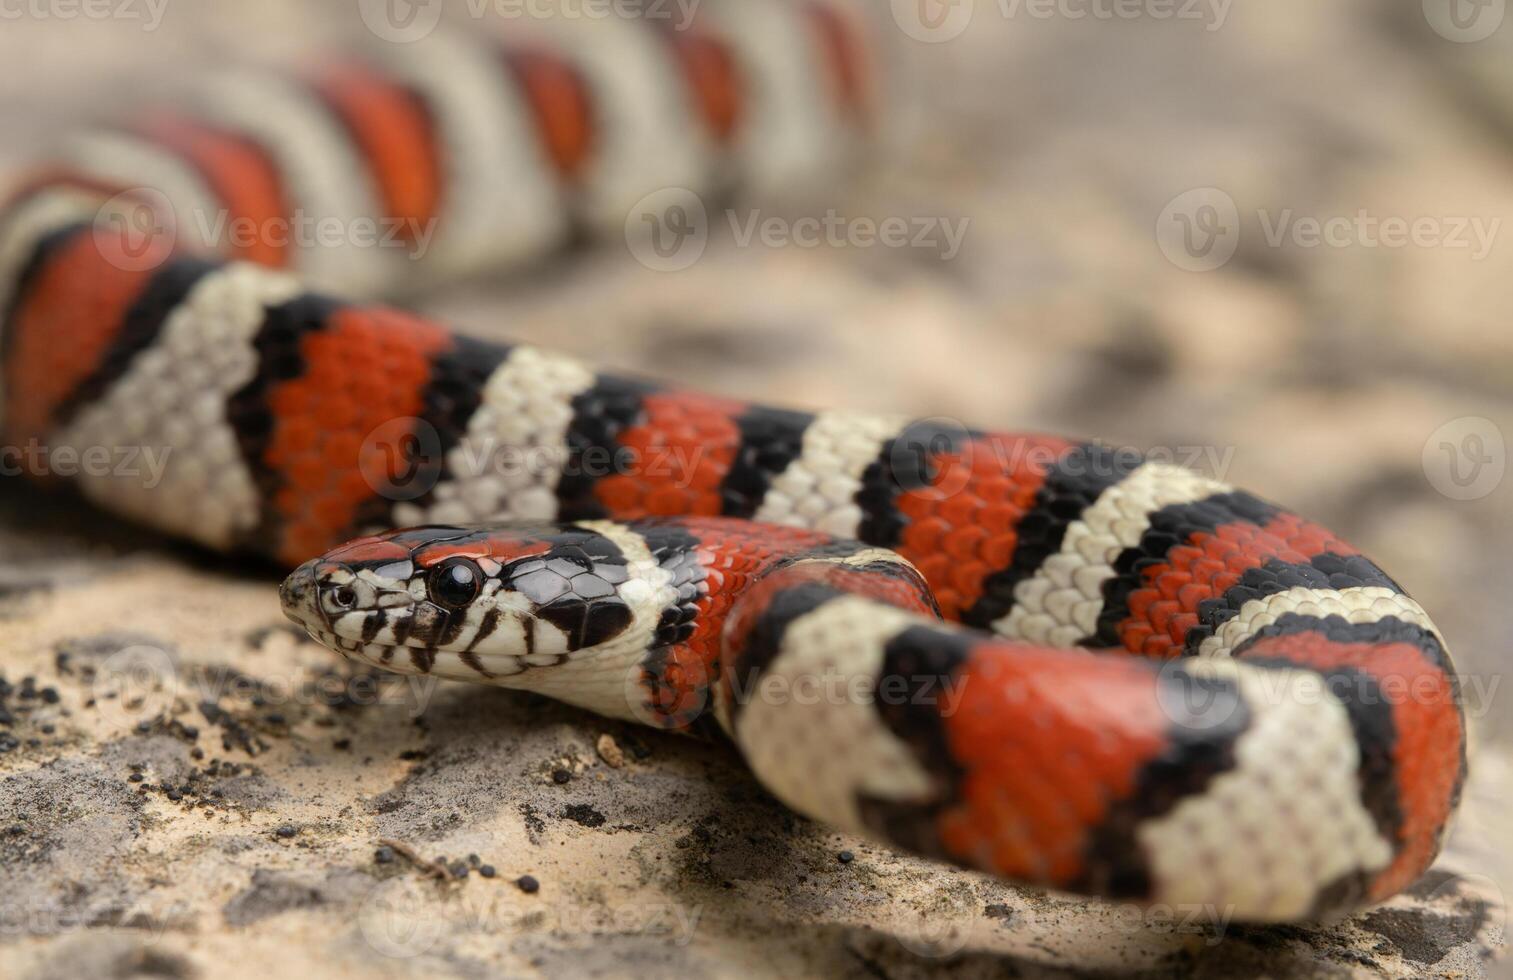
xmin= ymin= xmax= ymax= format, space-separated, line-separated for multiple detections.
xmin=300 ymin=622 xmax=542 ymax=682
xmin=303 ymin=626 xmax=401 ymax=665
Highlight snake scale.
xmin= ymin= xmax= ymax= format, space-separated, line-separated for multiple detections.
xmin=0 ymin=1 xmax=1465 ymax=924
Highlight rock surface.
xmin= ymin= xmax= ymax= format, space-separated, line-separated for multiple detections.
xmin=0 ymin=1 xmax=1508 ymax=977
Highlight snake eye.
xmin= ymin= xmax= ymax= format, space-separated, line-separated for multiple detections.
xmin=331 ymin=586 xmax=357 ymax=609
xmin=428 ymin=558 xmax=482 ymax=609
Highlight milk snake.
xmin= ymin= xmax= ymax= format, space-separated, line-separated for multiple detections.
xmin=0 ymin=1 xmax=1465 ymax=924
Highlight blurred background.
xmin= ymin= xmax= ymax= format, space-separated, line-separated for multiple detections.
xmin=0 ymin=1 xmax=1507 ymax=976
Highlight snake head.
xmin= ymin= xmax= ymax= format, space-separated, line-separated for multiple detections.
xmin=280 ymin=523 xmax=638 ymax=679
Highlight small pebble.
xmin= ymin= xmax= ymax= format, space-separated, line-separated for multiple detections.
xmin=837 ymin=851 xmax=855 ymax=865
xmin=479 ymin=865 xmax=496 ymax=879
xmin=596 ymin=734 xmax=625 ymax=768
xmin=516 ymin=875 xmax=539 ymax=894
xmin=375 ymin=846 xmax=395 ymax=865
xmin=275 ymin=825 xmax=297 ymax=839
xmin=128 ymin=773 xmax=144 ymax=783
xmin=551 ymin=769 xmax=571 ymax=785
xmin=166 ymin=790 xmax=183 ymax=802
xmin=40 ymin=725 xmax=55 ymax=735
xmin=40 ymin=688 xmax=60 ymax=704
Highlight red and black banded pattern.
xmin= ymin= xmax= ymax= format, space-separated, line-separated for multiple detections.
xmin=133 ymin=113 xmax=293 ymax=268
xmin=0 ymin=0 xmax=1469 ymax=927
xmin=961 ymin=442 xmax=1144 ymax=628
xmin=502 ymin=44 xmax=596 ymax=183
xmin=3 ymin=225 xmax=169 ymax=445
xmin=0 ymin=232 xmax=1469 ymax=918
xmin=1233 ymin=615 xmax=1462 ymax=905
xmin=305 ymin=60 xmax=443 ymax=245
xmin=1094 ymin=492 xmax=1404 ymax=657
xmin=2 ymin=0 xmax=885 ymax=294
xmin=278 ymin=514 xmax=1462 ymax=921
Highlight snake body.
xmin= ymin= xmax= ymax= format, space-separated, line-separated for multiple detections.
xmin=0 ymin=2 xmax=1465 ymax=924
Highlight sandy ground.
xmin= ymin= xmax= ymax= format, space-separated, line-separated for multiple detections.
xmin=0 ymin=1 xmax=1509 ymax=977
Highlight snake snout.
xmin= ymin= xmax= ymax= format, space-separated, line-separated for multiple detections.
xmin=280 ymin=561 xmax=320 ymax=626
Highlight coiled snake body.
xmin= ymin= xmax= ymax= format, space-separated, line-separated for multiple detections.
xmin=0 ymin=1 xmax=1466 ymax=924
